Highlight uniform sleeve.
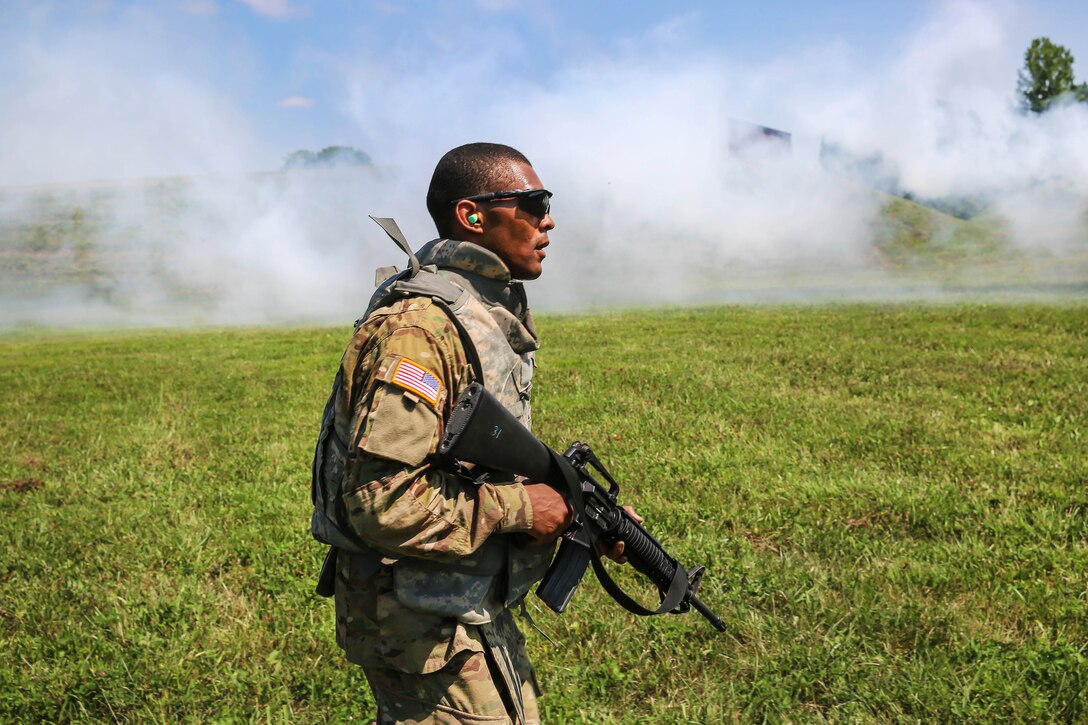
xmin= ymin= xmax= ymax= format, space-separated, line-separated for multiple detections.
xmin=340 ymin=313 xmax=535 ymax=561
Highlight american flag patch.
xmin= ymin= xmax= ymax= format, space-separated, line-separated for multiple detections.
xmin=391 ymin=358 xmax=442 ymax=406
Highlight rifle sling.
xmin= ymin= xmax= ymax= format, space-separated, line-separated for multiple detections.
xmin=589 ymin=547 xmax=689 ymax=617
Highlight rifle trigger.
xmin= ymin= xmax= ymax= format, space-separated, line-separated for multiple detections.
xmin=688 ymin=565 xmax=706 ymax=594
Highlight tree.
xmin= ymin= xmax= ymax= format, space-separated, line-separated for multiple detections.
xmin=283 ymin=149 xmax=317 ymax=169
xmin=314 ymin=146 xmax=372 ymax=167
xmin=282 ymin=146 xmax=372 ymax=170
xmin=1017 ymin=37 xmax=1085 ymax=113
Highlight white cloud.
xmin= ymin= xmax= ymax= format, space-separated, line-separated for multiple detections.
xmin=181 ymin=0 xmax=219 ymax=15
xmin=279 ymin=95 xmax=316 ymax=108
xmin=236 ymin=0 xmax=308 ymax=20
xmin=373 ymin=2 xmax=407 ymax=15
xmin=473 ymin=0 xmax=520 ymax=12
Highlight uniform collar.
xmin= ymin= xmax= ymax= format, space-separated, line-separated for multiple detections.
xmin=415 ymin=238 xmax=511 ymax=282
xmin=417 ymin=239 xmax=539 ymax=353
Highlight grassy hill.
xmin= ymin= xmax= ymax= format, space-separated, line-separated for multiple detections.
xmin=1 ymin=305 xmax=1086 ymax=721
xmin=0 ymin=175 xmax=207 ymax=304
xmin=0 ymin=169 xmax=385 ymax=323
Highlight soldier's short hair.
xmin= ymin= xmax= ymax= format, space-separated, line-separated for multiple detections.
xmin=427 ymin=143 xmax=531 ymax=238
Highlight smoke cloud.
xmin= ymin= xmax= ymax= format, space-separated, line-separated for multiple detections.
xmin=1 ymin=0 xmax=1086 ymax=329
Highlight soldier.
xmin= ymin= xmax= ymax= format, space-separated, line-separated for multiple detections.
xmin=311 ymin=143 xmax=633 ymax=723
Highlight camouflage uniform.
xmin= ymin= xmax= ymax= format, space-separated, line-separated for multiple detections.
xmin=330 ymin=239 xmax=553 ymax=724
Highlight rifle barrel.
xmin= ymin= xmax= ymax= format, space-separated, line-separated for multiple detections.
xmin=691 ymin=594 xmax=727 ymax=632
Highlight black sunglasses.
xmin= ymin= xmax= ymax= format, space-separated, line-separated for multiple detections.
xmin=451 ymin=188 xmax=552 ymax=219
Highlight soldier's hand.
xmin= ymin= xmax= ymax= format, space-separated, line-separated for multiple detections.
xmin=523 ymin=482 xmax=573 ymax=546
xmin=601 ymin=506 xmax=643 ymax=564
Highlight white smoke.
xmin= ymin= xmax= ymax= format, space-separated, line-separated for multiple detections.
xmin=342 ymin=0 xmax=1087 ymax=306
xmin=1 ymin=0 xmax=1086 ymax=329
xmin=0 ymin=6 xmax=263 ymax=187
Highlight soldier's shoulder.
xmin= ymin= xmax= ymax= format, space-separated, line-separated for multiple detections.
xmin=359 ymin=296 xmax=464 ymax=351
xmin=367 ymin=296 xmax=451 ymax=329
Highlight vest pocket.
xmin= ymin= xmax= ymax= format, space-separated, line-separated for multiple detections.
xmin=393 ymin=564 xmax=497 ymax=624
xmin=506 ymin=541 xmax=554 ymax=606
xmin=516 ymin=355 xmax=534 ymax=401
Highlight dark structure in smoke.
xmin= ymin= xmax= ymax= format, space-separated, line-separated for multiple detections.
xmin=728 ymin=119 xmax=792 ymax=158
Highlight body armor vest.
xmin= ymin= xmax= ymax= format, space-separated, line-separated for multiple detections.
xmin=311 ymin=220 xmax=552 ymax=623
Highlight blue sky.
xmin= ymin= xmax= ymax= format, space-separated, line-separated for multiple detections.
xmin=4 ymin=0 xmax=1088 ymax=185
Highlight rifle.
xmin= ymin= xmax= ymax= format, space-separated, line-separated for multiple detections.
xmin=438 ymin=382 xmax=726 ymax=632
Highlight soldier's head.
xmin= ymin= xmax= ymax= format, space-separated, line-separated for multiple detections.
xmin=427 ymin=142 xmax=555 ymax=280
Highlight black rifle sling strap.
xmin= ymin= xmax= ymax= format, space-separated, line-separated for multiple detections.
xmin=435 ymin=299 xmax=484 ymax=383
xmin=548 ymin=448 xmax=691 ymax=617
xmin=590 ymin=546 xmax=690 ymax=617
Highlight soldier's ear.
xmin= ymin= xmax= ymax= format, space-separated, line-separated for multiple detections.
xmin=453 ymin=200 xmax=485 ymax=237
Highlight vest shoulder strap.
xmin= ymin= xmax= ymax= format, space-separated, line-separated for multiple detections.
xmin=392 ymin=269 xmax=465 ymax=304
xmin=367 ymin=215 xmax=484 ymax=381
xmin=370 ymin=216 xmax=419 ymax=277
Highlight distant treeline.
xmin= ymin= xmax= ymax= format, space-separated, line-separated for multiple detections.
xmin=283 ymin=146 xmax=372 ymax=170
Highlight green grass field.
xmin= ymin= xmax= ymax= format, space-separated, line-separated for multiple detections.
xmin=2 ymin=305 xmax=1086 ymax=722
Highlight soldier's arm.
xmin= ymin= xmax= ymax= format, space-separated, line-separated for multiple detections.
xmin=340 ymin=310 xmax=536 ymax=560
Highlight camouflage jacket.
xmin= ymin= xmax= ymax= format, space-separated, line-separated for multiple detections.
xmin=333 ymin=239 xmax=554 ymax=673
